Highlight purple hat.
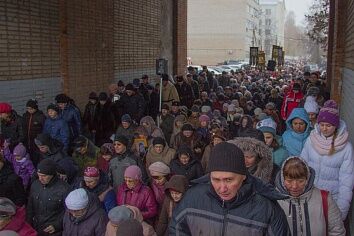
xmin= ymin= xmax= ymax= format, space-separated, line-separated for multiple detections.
xmin=13 ymin=143 xmax=27 ymax=158
xmin=317 ymin=100 xmax=340 ymax=128
xmin=124 ymin=165 xmax=142 ymax=181
xmin=199 ymin=115 xmax=210 ymax=123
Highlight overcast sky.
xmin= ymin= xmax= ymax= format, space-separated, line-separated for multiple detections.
xmin=285 ymin=0 xmax=313 ymax=26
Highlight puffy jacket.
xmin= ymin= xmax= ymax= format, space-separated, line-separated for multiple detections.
xmin=59 ymin=104 xmax=82 ymax=140
xmin=169 ymin=175 xmax=290 ymax=236
xmin=275 ymin=157 xmax=345 ymax=236
xmin=0 ymin=162 xmax=26 ymax=206
xmin=3 ymin=207 xmax=37 ymax=236
xmin=63 ymin=192 xmax=108 ymax=236
xmin=116 ymin=182 xmax=158 ymax=220
xmin=1 ymin=110 xmax=24 ymax=150
xmin=22 ymin=110 xmax=46 ymax=152
xmin=27 ymin=176 xmax=70 ymax=235
xmin=281 ymin=90 xmax=304 ymax=120
xmin=43 ymin=116 xmax=70 ymax=150
xmin=145 ymin=144 xmax=176 ymax=168
xmin=301 ymin=121 xmax=354 ymax=220
xmin=282 ymin=108 xmax=310 ymax=156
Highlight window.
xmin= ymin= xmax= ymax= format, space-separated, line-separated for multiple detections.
xmin=265 ymin=29 xmax=271 ymax=35
xmin=266 ymin=9 xmax=271 ymax=15
xmin=265 ymin=19 xmax=271 ymax=25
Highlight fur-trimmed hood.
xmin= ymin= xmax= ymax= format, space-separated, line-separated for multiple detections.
xmin=228 ymin=137 xmax=273 ymax=183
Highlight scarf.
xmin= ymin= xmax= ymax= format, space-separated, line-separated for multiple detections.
xmin=310 ymin=129 xmax=349 ymax=155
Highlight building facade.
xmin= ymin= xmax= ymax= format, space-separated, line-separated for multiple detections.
xmin=0 ymin=0 xmax=187 ymax=111
xmin=259 ymin=0 xmax=285 ymax=60
xmin=187 ymin=0 xmax=261 ymax=65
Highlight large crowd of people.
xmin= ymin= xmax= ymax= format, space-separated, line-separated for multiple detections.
xmin=0 ymin=62 xmax=352 ymax=236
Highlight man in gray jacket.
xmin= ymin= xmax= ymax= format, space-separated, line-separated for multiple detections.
xmin=169 ymin=142 xmax=290 ymax=236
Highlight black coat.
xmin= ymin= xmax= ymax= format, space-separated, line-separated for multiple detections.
xmin=27 ymin=175 xmax=70 ymax=235
xmin=0 ymin=162 xmax=26 ymax=206
xmin=82 ymin=102 xmax=99 ymax=132
xmin=96 ymin=101 xmax=115 ymax=145
xmin=1 ymin=111 xmax=24 ymax=151
xmin=22 ymin=110 xmax=46 ymax=152
xmin=118 ymin=93 xmax=146 ymax=123
xmin=175 ymin=82 xmax=195 ymax=109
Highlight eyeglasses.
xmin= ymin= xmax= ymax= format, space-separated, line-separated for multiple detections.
xmin=152 ymin=175 xmax=165 ymax=180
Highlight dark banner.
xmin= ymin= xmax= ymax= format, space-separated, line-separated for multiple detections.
xmin=249 ymin=47 xmax=259 ymax=66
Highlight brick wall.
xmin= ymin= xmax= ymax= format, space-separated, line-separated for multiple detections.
xmin=174 ymin=0 xmax=187 ymax=76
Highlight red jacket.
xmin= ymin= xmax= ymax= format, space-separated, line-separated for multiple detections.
xmin=116 ymin=182 xmax=157 ymax=220
xmin=281 ymin=90 xmax=304 ymax=120
xmin=4 ymin=207 xmax=37 ymax=236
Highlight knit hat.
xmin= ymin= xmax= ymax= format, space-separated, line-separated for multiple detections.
xmin=191 ymin=105 xmax=199 ymax=113
xmin=124 ymin=165 xmax=142 ymax=180
xmin=228 ymin=104 xmax=236 ymax=112
xmin=13 ymin=143 xmax=27 ymax=158
xmin=47 ymin=103 xmax=59 ymax=113
xmin=98 ymin=92 xmax=108 ymax=101
xmin=132 ymin=78 xmax=140 ymax=88
xmin=116 ymin=219 xmax=144 ymax=236
xmin=121 ymin=114 xmax=132 ymax=123
xmin=108 ymin=206 xmax=133 ymax=225
xmin=317 ymin=100 xmax=340 ymax=128
xmin=125 ymin=83 xmax=135 ymax=91
xmin=304 ymin=96 xmax=319 ymax=114
xmin=199 ymin=114 xmax=210 ymax=123
xmin=88 ymin=92 xmax=98 ymax=100
xmin=34 ymin=133 xmax=52 ymax=147
xmin=26 ymin=99 xmax=38 ymax=109
xmin=0 ymin=197 xmax=16 ymax=216
xmin=161 ymin=104 xmax=170 ymax=110
xmin=172 ymin=101 xmax=180 ymax=107
xmin=83 ymin=166 xmax=100 ymax=181
xmin=152 ymin=137 xmax=166 ymax=147
xmin=253 ymin=107 xmax=263 ymax=117
xmin=65 ymin=188 xmax=89 ymax=210
xmin=117 ymin=80 xmax=125 ymax=87
xmin=201 ymin=106 xmax=211 ymax=113
xmin=100 ymin=143 xmax=114 ymax=155
xmin=37 ymin=159 xmax=57 ymax=176
xmin=207 ymin=142 xmax=246 ymax=175
xmin=181 ymin=123 xmax=194 ymax=132
xmin=114 ymin=135 xmax=129 ymax=147
xmin=148 ymin=161 xmax=170 ymax=176
xmin=73 ymin=135 xmax=88 ymax=150
xmin=306 ymin=86 xmax=320 ymax=97
xmin=55 ymin=94 xmax=69 ymax=103
xmin=256 ymin=117 xmax=277 ymax=136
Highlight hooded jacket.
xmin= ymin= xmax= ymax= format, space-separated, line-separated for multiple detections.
xmin=140 ymin=116 xmax=165 ymax=139
xmin=229 ymin=137 xmax=277 ymax=184
xmin=43 ymin=115 xmax=70 ymax=150
xmin=3 ymin=207 xmax=37 ymax=236
xmin=169 ymin=174 xmax=290 ymax=235
xmin=145 ymin=144 xmax=176 ymax=167
xmin=282 ymin=108 xmax=311 ymax=156
xmin=156 ymin=175 xmax=189 ymax=236
xmin=63 ymin=192 xmax=108 ymax=236
xmin=275 ymin=157 xmax=345 ymax=236
xmin=170 ymin=146 xmax=203 ymax=181
xmin=300 ymin=120 xmax=354 ymax=220
xmin=169 ymin=115 xmax=187 ymax=147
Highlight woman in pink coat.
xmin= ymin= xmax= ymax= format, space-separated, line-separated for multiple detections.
xmin=116 ymin=165 xmax=157 ymax=222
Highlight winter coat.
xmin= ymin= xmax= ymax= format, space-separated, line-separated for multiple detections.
xmin=170 ymin=146 xmax=203 ymax=181
xmin=126 ymin=205 xmax=157 ymax=236
xmin=172 ymin=132 xmax=200 ymax=151
xmin=59 ymin=104 xmax=82 ymax=140
xmin=229 ymin=137 xmax=275 ymax=184
xmin=161 ymin=82 xmax=180 ymax=108
xmin=37 ymin=135 xmax=78 ymax=184
xmin=145 ymin=144 xmax=176 ymax=167
xmin=156 ymin=175 xmax=188 ymax=236
xmin=201 ymin=144 xmax=212 ymax=172
xmin=219 ymin=75 xmax=230 ymax=88
xmin=96 ymin=101 xmax=115 ymax=145
xmin=82 ymin=102 xmax=99 ymax=132
xmin=196 ymin=127 xmax=210 ymax=145
xmin=140 ymin=116 xmax=165 ymax=139
xmin=1 ymin=111 xmax=24 ymax=150
xmin=175 ymin=82 xmax=195 ymax=108
xmin=150 ymin=180 xmax=166 ymax=208
xmin=300 ymin=121 xmax=354 ymax=220
xmin=118 ymin=93 xmax=146 ymax=123
xmin=109 ymin=151 xmax=147 ymax=189
xmin=43 ymin=116 xmax=70 ymax=150
xmin=3 ymin=207 xmax=37 ymax=236
xmin=149 ymin=90 xmax=160 ymax=120
xmin=237 ymin=115 xmax=264 ymax=141
xmin=62 ymin=192 xmax=108 ymax=236
xmin=116 ymin=182 xmax=158 ymax=220
xmin=75 ymin=171 xmax=117 ymax=213
xmin=0 ymin=162 xmax=27 ymax=206
xmin=160 ymin=114 xmax=175 ymax=144
xmin=272 ymin=136 xmax=289 ymax=167
xmin=169 ymin=174 xmax=290 ymax=235
xmin=27 ymin=175 xmax=70 ymax=235
xmin=115 ymin=123 xmax=137 ymax=147
xmin=3 ymin=146 xmax=35 ymax=187
xmin=187 ymin=79 xmax=200 ymax=99
xmin=282 ymin=108 xmax=311 ymax=156
xmin=187 ymin=115 xmax=199 ymax=129
xmin=281 ymin=90 xmax=304 ymax=120
xmin=275 ymin=157 xmax=345 ymax=236
xmin=22 ymin=110 xmax=46 ymax=152
xmin=72 ymin=137 xmax=99 ymax=174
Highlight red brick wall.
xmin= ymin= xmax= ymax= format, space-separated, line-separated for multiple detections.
xmin=174 ymin=0 xmax=188 ymax=76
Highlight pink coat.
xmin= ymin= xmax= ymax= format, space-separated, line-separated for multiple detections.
xmin=3 ymin=207 xmax=37 ymax=236
xmin=116 ymin=182 xmax=157 ymax=220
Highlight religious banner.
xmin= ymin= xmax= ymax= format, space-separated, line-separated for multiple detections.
xmin=249 ymin=47 xmax=258 ymax=66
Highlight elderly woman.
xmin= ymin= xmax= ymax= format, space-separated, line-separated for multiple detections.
xmin=116 ymin=165 xmax=157 ymax=221
xmin=282 ymin=108 xmax=311 ymax=156
xmin=169 ymin=115 xmax=187 ymax=147
xmin=275 ymin=157 xmax=345 ymax=235
xmin=140 ymin=116 xmax=165 ymax=140
xmin=172 ymin=123 xmax=200 ymax=150
xmin=148 ymin=162 xmax=170 ymax=208
xmin=0 ymin=198 xmax=36 ymax=236
xmin=145 ymin=137 xmax=176 ymax=168
xmin=301 ymin=100 xmax=354 ymax=220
